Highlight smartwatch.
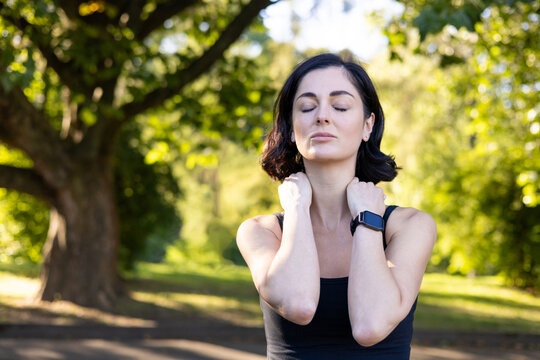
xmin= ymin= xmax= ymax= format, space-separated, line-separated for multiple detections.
xmin=350 ymin=210 xmax=384 ymax=235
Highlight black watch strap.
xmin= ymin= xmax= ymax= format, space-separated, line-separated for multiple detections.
xmin=350 ymin=210 xmax=385 ymax=235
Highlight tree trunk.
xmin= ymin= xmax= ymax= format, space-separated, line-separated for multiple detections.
xmin=38 ymin=158 xmax=120 ymax=308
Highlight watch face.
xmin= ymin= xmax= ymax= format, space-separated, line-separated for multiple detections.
xmin=363 ymin=211 xmax=384 ymax=230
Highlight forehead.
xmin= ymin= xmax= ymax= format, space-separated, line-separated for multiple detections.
xmin=295 ymin=67 xmax=359 ymax=98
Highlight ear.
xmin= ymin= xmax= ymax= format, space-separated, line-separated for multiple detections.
xmin=362 ymin=113 xmax=375 ymax=142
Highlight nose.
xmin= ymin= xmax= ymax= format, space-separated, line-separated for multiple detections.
xmin=316 ymin=105 xmax=330 ymax=124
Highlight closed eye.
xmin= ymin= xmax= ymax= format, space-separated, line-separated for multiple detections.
xmin=301 ymin=106 xmax=347 ymax=113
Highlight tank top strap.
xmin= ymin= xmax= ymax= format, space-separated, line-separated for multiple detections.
xmin=273 ymin=212 xmax=284 ymax=230
xmin=383 ymin=205 xmax=399 ymax=249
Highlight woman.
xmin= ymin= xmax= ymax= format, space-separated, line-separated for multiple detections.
xmin=237 ymin=53 xmax=436 ymax=359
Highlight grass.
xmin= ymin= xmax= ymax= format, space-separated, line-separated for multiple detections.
xmin=0 ymin=260 xmax=539 ymax=334
xmin=416 ymin=273 xmax=540 ymax=333
xmin=122 ymin=261 xmax=262 ymax=326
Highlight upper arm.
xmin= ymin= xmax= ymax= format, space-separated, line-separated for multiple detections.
xmin=236 ymin=215 xmax=282 ymax=293
xmin=384 ymin=208 xmax=437 ymax=314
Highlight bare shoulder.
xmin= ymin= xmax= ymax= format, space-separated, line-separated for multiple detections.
xmin=237 ymin=214 xmax=282 ymax=241
xmin=236 ymin=214 xmax=282 ymax=258
xmin=386 ymin=206 xmax=437 ymax=247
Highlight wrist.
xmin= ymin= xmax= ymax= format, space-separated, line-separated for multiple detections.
xmin=350 ymin=210 xmax=385 ymax=235
xmin=351 ymin=207 xmax=384 ymax=218
xmin=351 ymin=224 xmax=382 ymax=237
xmin=284 ymin=203 xmax=311 ymax=216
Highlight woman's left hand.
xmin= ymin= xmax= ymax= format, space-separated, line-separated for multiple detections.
xmin=346 ymin=178 xmax=386 ymax=217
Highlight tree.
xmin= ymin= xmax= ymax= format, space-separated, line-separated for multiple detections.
xmin=387 ymin=0 xmax=539 ymax=290
xmin=0 ymin=119 xmax=182 ymax=271
xmin=0 ymin=0 xmax=274 ymax=307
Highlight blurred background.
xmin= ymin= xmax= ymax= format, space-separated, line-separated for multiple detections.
xmin=0 ymin=0 xmax=538 ymax=356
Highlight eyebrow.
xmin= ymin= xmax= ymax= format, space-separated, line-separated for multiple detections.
xmin=296 ymin=90 xmax=355 ymax=101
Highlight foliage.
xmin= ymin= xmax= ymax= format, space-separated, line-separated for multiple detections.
xmin=115 ymin=123 xmax=182 ymax=271
xmin=387 ymin=0 xmax=540 ymax=289
xmin=165 ymin=139 xmax=282 ymax=267
xmin=0 ymin=146 xmax=48 ymax=264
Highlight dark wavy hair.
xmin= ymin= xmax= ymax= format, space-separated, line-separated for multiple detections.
xmin=261 ymin=53 xmax=399 ymax=184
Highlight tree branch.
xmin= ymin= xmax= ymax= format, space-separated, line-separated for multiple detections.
xmin=121 ymin=0 xmax=272 ymax=120
xmin=0 ymin=165 xmax=56 ymax=206
xmin=134 ymin=0 xmax=200 ymax=41
xmin=57 ymin=0 xmax=132 ymax=27
xmin=56 ymin=0 xmax=114 ymax=27
xmin=55 ymin=0 xmax=83 ymax=20
xmin=0 ymin=86 xmax=71 ymax=187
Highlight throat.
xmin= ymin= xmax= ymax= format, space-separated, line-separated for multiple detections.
xmin=310 ymin=200 xmax=351 ymax=234
xmin=312 ymin=215 xmax=350 ymax=235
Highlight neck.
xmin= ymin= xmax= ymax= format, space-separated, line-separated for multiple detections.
xmin=304 ymin=159 xmax=355 ymax=231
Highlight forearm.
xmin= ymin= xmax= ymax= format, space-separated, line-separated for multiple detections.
xmin=261 ymin=206 xmax=320 ymax=324
xmin=348 ymin=227 xmax=404 ymax=345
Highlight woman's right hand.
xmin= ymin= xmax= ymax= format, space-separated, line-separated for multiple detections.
xmin=278 ymin=172 xmax=312 ymax=212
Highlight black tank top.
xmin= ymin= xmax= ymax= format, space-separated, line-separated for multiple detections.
xmin=261 ymin=205 xmax=417 ymax=359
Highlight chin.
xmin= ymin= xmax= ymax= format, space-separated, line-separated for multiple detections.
xmin=304 ymin=154 xmax=352 ymax=163
xmin=301 ymin=148 xmax=358 ymax=168
xmin=305 ymin=148 xmax=350 ymax=158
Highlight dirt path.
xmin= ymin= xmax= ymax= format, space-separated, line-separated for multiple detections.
xmin=1 ymin=322 xmax=539 ymax=359
xmin=1 ymin=339 xmax=539 ymax=360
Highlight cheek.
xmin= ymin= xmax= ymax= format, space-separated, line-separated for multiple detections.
xmin=347 ymin=129 xmax=363 ymax=146
xmin=292 ymin=116 xmax=308 ymax=138
xmin=343 ymin=119 xmax=364 ymax=148
xmin=340 ymin=114 xmax=364 ymax=134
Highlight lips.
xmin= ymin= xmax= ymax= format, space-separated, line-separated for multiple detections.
xmin=310 ymin=132 xmax=336 ymax=141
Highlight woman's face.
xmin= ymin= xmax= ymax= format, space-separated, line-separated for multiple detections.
xmin=291 ymin=66 xmax=373 ymax=164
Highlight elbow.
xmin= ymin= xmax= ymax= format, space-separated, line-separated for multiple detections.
xmin=282 ymin=299 xmax=317 ymax=325
xmin=259 ymin=281 xmax=318 ymax=326
xmin=352 ymin=321 xmax=389 ymax=347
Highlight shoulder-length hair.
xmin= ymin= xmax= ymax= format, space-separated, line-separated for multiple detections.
xmin=261 ymin=53 xmax=399 ymax=184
